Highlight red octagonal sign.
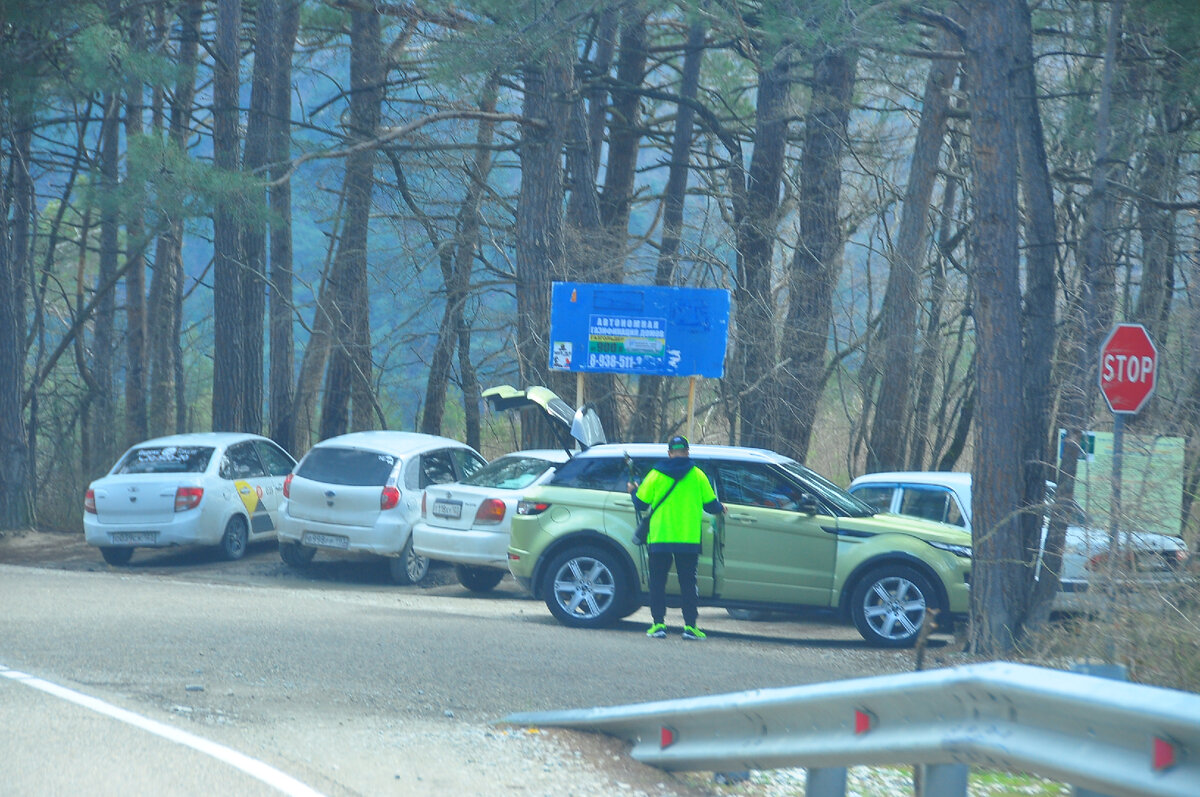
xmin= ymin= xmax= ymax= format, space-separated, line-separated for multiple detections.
xmin=1099 ymin=323 xmax=1157 ymax=414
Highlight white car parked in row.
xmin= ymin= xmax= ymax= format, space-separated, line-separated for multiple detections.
xmin=411 ymin=385 xmax=606 ymax=592
xmin=847 ymin=471 xmax=1189 ymax=607
xmin=277 ymin=431 xmax=486 ymax=584
xmin=84 ymin=432 xmax=297 ymax=565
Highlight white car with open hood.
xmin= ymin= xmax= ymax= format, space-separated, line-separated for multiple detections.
xmin=411 ymin=385 xmax=605 ymax=592
xmin=83 ymin=432 xmax=297 ymax=565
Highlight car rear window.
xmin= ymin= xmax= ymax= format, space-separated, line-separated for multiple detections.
xmin=115 ymin=446 xmax=214 ymax=474
xmin=296 ymin=447 xmax=398 ymax=486
xmin=463 ymin=455 xmax=555 ymax=490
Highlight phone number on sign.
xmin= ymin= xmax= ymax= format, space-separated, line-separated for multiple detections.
xmin=588 ymin=353 xmax=639 ymax=370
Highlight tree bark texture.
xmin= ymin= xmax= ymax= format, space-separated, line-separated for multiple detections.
xmin=319 ymin=6 xmax=382 ymax=440
xmin=965 ymin=0 xmax=1027 ymax=655
xmin=866 ymin=31 xmax=959 ymax=473
xmin=778 ymin=47 xmax=857 ymax=464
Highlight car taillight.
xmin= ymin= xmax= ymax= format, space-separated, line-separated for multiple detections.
xmin=84 ymin=489 xmax=97 ymax=514
xmin=421 ymin=492 xmax=427 ymax=517
xmin=517 ymin=500 xmax=550 ymax=516
xmin=381 ymin=486 xmax=401 ymax=511
xmin=174 ymin=486 xmax=204 ymax=512
xmin=282 ymin=473 xmax=293 ymax=498
xmin=475 ymin=499 xmax=506 ymax=524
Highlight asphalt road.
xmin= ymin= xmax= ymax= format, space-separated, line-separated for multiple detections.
xmin=0 ymin=532 xmax=944 ymax=795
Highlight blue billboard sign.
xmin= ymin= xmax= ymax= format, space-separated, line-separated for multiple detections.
xmin=549 ymin=282 xmax=730 ymax=378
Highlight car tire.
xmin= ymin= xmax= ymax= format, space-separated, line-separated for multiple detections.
xmin=387 ymin=537 xmax=430 ymax=585
xmin=220 ymin=516 xmax=249 ymax=561
xmin=849 ymin=565 xmax=937 ymax=648
xmin=455 ymin=564 xmax=505 ymax=593
xmin=279 ymin=541 xmax=316 ymax=568
xmin=542 ymin=545 xmax=629 ymax=629
xmin=100 ymin=546 xmax=134 ymax=566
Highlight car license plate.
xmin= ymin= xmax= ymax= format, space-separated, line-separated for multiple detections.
xmin=111 ymin=531 xmax=157 ymax=545
xmin=432 ymin=500 xmax=462 ymax=520
xmin=302 ymin=532 xmax=349 ymax=550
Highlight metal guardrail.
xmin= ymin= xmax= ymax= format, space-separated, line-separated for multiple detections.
xmin=503 ymin=662 xmax=1200 ymax=797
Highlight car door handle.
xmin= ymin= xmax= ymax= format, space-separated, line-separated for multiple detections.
xmin=729 ymin=514 xmax=756 ymax=523
xmin=612 ymin=499 xmax=633 ymax=508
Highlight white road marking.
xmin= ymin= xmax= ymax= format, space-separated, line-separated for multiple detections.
xmin=0 ymin=664 xmax=324 ymax=797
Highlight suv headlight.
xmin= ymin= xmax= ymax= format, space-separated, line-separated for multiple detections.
xmin=928 ymin=540 xmax=972 ymax=558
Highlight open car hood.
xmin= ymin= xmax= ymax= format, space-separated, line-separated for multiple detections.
xmin=482 ymin=385 xmax=607 ymax=450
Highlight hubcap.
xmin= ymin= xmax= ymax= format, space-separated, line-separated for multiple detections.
xmin=552 ymin=556 xmax=616 ymax=619
xmin=862 ymin=576 xmax=925 ymax=640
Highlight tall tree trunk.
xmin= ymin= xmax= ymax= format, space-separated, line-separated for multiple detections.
xmin=867 ymin=34 xmax=959 ymax=473
xmin=514 ymin=38 xmax=571 ymax=448
xmin=211 ymin=0 xmax=245 ymax=431
xmin=319 ymin=6 xmax=382 ymax=440
xmin=420 ymin=78 xmax=499 ymax=438
xmin=268 ymin=0 xmax=301 ymax=452
xmin=147 ymin=2 xmax=200 ymax=437
xmin=239 ymin=0 xmax=278 ymax=436
xmin=1014 ymin=0 xmax=1063 ymax=620
xmin=90 ymin=85 xmax=120 ymax=476
xmin=0 ymin=99 xmax=33 ymax=528
xmin=631 ymin=19 xmax=705 ymax=443
xmin=965 ymin=0 xmax=1026 ymax=656
xmin=732 ymin=50 xmax=791 ymax=451
xmin=777 ymin=47 xmax=857 ymax=464
xmin=123 ymin=3 xmax=148 ymax=447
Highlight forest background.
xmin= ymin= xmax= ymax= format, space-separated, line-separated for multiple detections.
xmin=2 ymin=0 xmax=1199 ymax=654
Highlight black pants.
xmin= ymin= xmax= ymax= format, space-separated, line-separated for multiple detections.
xmin=648 ymin=549 xmax=700 ymax=627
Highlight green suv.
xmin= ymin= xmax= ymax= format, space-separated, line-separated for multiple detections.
xmin=507 ymin=443 xmax=972 ymax=647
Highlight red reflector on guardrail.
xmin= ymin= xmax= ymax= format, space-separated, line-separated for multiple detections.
xmin=661 ymin=726 xmax=676 ymax=748
xmin=1153 ymin=736 xmax=1176 ymax=770
xmin=855 ymin=710 xmax=872 ymax=734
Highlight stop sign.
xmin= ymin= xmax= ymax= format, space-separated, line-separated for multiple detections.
xmin=1099 ymin=323 xmax=1157 ymax=414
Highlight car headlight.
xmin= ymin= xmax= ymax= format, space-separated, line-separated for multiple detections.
xmin=928 ymin=540 xmax=972 ymax=558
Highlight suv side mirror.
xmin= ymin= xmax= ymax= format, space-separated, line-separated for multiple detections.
xmin=797 ymin=494 xmax=820 ymax=514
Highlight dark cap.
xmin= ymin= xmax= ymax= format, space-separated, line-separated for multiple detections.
xmin=667 ymin=435 xmax=689 ymax=451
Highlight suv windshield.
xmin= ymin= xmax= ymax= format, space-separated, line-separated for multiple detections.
xmin=463 ymin=455 xmax=555 ymax=490
xmin=116 ymin=446 xmax=214 ymax=474
xmin=778 ymin=460 xmax=876 ymax=517
xmin=297 ymin=447 xmax=398 ymax=486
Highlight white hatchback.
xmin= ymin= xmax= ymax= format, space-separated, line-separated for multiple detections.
xmin=84 ymin=432 xmax=297 ymax=565
xmin=277 ymin=431 xmax=486 ymax=584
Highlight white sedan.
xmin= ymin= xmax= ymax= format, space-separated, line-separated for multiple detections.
xmin=84 ymin=432 xmax=297 ymax=565
xmin=412 ymin=450 xmax=569 ymax=591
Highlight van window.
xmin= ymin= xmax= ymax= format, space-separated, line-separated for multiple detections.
xmin=899 ymin=486 xmax=965 ymax=527
xmin=850 ymin=485 xmax=895 ymax=514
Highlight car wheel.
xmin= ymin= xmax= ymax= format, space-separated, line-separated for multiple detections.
xmin=849 ymin=565 xmax=937 ymax=648
xmin=220 ymin=516 xmax=249 ymax=561
xmin=542 ymin=545 xmax=628 ymax=629
xmin=279 ymin=541 xmax=316 ymax=568
xmin=388 ymin=537 xmax=430 ymax=585
xmin=726 ymin=608 xmax=773 ymax=622
xmin=100 ymin=546 xmax=134 ymax=566
xmin=455 ymin=564 xmax=505 ymax=593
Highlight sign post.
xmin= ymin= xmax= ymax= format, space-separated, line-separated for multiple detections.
xmin=1097 ymin=323 xmax=1158 ymax=612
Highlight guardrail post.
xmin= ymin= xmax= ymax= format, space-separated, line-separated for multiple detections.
xmin=919 ymin=763 xmax=968 ymax=797
xmin=805 ymin=766 xmax=847 ymax=797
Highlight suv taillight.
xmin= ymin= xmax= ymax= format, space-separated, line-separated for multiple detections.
xmin=475 ymin=499 xmax=506 ymax=524
xmin=517 ymin=500 xmax=550 ymax=516
xmin=174 ymin=486 xmax=204 ymax=512
xmin=282 ymin=473 xmax=293 ymax=498
xmin=421 ymin=491 xmax=427 ymax=517
xmin=381 ymin=486 xmax=401 ymax=511
xmin=84 ymin=489 xmax=97 ymax=514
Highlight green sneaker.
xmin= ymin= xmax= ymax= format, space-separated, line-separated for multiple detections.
xmin=682 ymin=625 xmax=706 ymax=640
xmin=646 ymin=623 xmax=667 ymax=638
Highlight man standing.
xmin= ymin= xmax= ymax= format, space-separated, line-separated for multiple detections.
xmin=631 ymin=435 xmax=724 ymax=640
